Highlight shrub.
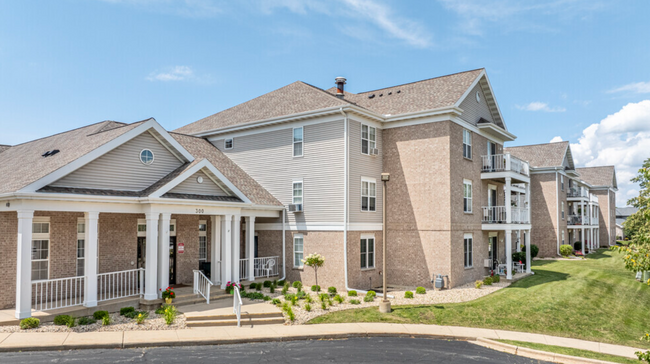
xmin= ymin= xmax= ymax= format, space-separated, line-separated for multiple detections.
xmin=256 ymin=284 xmax=262 ymax=291
xmin=269 ymin=286 xmax=275 ymax=294
xmin=296 ymin=290 xmax=307 ymax=300
xmin=523 ymin=244 xmax=539 ymax=258
xmin=120 ymin=307 xmax=135 ymax=316
xmin=163 ymin=305 xmax=177 ymax=325
xmin=102 ymin=315 xmax=111 ymax=326
xmin=349 ymin=299 xmax=360 ymax=305
xmin=284 ymin=293 xmax=297 ymax=301
xmin=249 ymin=283 xmax=257 ymax=289
xmin=364 ymin=291 xmax=376 ymax=302
xmin=54 ymin=315 xmax=73 ymax=326
xmin=404 ymin=291 xmax=414 ymax=299
xmin=492 ymin=274 xmax=501 ymax=283
xmin=512 ymin=251 xmax=526 ymax=265
xmin=415 ymin=287 xmax=426 ymax=294
xmin=282 ymin=302 xmax=289 ymax=312
xmin=560 ymin=244 xmax=573 ymax=257
xmin=272 ymin=298 xmax=281 ymax=305
xmin=319 ymin=293 xmax=329 ymax=302
xmin=93 ymin=310 xmax=109 ymax=320
xmin=483 ymin=276 xmax=493 ymax=285
xmin=155 ymin=305 xmax=166 ymax=315
xmin=20 ymin=318 xmax=40 ymax=329
xmin=135 ymin=312 xmax=148 ymax=324
xmin=273 ymin=279 xmax=278 ymax=286
xmin=305 ymin=294 xmax=313 ymax=303
xmin=302 ymin=253 xmax=325 ymax=286
xmin=475 ymin=280 xmax=483 ymax=289
xmin=78 ymin=317 xmax=96 ymax=326
xmin=311 ymin=285 xmax=321 ymax=292
xmin=263 ymin=280 xmax=272 ymax=288
xmin=574 ymin=241 xmax=582 ymax=251
xmin=123 ymin=310 xmax=138 ymax=319
xmin=286 ymin=306 xmax=295 ymax=321
xmin=291 ymin=295 xmax=298 ymax=306
xmin=327 ymin=287 xmax=337 ymax=296
xmin=304 ymin=303 xmax=312 ymax=312
xmin=247 ymin=292 xmax=265 ymax=300
xmin=277 ymin=280 xmax=285 ymax=286
xmin=321 ymin=300 xmax=327 ymax=310
xmin=292 ymin=281 xmax=303 ymax=291
xmin=263 ymin=295 xmax=272 ymax=301
xmin=334 ymin=294 xmax=344 ymax=304
xmin=347 ymin=290 xmax=357 ymax=297
xmin=281 ymin=286 xmax=288 ymax=295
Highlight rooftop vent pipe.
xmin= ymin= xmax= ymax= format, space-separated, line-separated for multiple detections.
xmin=335 ymin=77 xmax=346 ymax=98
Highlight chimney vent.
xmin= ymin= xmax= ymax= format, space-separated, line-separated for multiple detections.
xmin=335 ymin=77 xmax=346 ymax=98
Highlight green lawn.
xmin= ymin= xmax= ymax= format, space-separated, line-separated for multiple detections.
xmin=309 ymin=249 xmax=650 ymax=349
xmin=496 ymin=340 xmax=640 ymax=364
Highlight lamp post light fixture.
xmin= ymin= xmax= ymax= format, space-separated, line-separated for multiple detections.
xmin=379 ymin=172 xmax=391 ymax=313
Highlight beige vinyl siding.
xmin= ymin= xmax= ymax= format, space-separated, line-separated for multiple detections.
xmin=168 ymin=169 xmax=230 ymax=196
xmin=50 ymin=131 xmax=183 ymax=191
xmin=212 ymin=120 xmax=345 ymax=224
xmin=458 ymin=83 xmax=494 ymax=125
xmin=349 ymin=119 xmax=383 ymax=224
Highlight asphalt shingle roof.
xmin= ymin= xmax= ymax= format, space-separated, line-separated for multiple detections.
xmin=504 ymin=142 xmax=569 ymax=168
xmin=0 ymin=145 xmax=10 ymax=154
xmin=576 ymin=166 xmax=617 ymax=188
xmin=616 ymin=207 xmax=638 ymax=217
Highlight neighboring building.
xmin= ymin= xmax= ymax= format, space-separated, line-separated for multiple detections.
xmin=615 ymin=206 xmax=638 ymax=240
xmin=505 ymin=142 xmax=617 ymax=257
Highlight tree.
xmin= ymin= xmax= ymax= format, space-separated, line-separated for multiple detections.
xmin=302 ymin=253 xmax=325 ymax=286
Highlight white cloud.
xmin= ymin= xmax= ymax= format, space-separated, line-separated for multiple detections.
xmin=516 ymin=102 xmax=566 ymax=112
xmin=147 ymin=66 xmax=194 ymax=81
xmin=570 ymin=100 xmax=650 ymax=204
xmin=550 ymin=136 xmax=564 ymax=143
xmin=608 ymin=81 xmax=650 ymax=94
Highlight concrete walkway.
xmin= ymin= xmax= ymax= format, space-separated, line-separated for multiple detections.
xmin=0 ymin=322 xmax=645 ymax=360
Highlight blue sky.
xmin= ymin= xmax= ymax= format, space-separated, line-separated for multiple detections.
xmin=1 ymin=0 xmax=649 ymax=202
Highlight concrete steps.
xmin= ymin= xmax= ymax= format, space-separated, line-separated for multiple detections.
xmin=140 ymin=289 xmax=230 ymax=310
xmin=186 ymin=311 xmax=285 ymax=327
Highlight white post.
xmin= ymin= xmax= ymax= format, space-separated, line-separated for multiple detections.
xmin=525 ymin=182 xmax=531 ymax=223
xmin=516 ymin=230 xmax=521 ymax=252
xmin=506 ymin=228 xmax=513 ymax=280
xmin=505 ymin=177 xmax=512 ymax=224
xmin=144 ymin=212 xmax=159 ymax=300
xmin=157 ymin=213 xmax=171 ymax=297
xmin=222 ymin=214 xmax=232 ymax=289
xmin=581 ymin=227 xmax=586 ymax=255
xmin=247 ymin=216 xmax=256 ymax=281
xmin=84 ymin=212 xmax=99 ymax=307
xmin=525 ymin=229 xmax=531 ymax=273
xmin=232 ymin=215 xmax=241 ymax=283
xmin=15 ymin=210 xmax=34 ymax=319
xmin=211 ymin=216 xmax=221 ymax=284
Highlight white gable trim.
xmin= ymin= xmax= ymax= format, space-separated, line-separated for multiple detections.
xmin=454 ymin=70 xmax=507 ymax=132
xmin=149 ymin=159 xmax=252 ymax=204
xmin=18 ymin=118 xmax=195 ymax=193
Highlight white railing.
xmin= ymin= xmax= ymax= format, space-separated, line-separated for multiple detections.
xmin=511 ymin=207 xmax=530 ymax=223
xmin=97 ymin=268 xmax=144 ymax=302
xmin=482 ymin=206 xmax=506 ymax=223
xmin=568 ymin=215 xmax=586 ymax=226
xmin=254 ymin=256 xmax=280 ymax=278
xmin=239 ymin=259 xmax=249 ymax=281
xmin=568 ymin=186 xmax=589 ymax=198
xmin=32 ymin=276 xmax=85 ymax=311
xmin=212 ymin=260 xmax=222 ymax=286
xmin=233 ymin=285 xmax=242 ymax=328
xmin=193 ymin=270 xmax=214 ymax=304
xmin=481 ymin=154 xmax=529 ymax=177
xmin=509 ymin=156 xmax=530 ymax=176
xmin=590 ymin=193 xmax=599 ymax=204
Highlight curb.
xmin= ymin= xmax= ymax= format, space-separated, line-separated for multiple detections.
xmin=473 ymin=338 xmax=623 ymax=364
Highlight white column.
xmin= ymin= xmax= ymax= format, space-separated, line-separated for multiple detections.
xmin=525 ymin=229 xmax=531 ymax=273
xmin=581 ymin=227 xmax=586 ymax=255
xmin=247 ymin=216 xmax=256 ymax=281
xmin=157 ymin=213 xmax=171 ymax=297
xmin=83 ymin=212 xmax=99 ymax=307
xmin=505 ymin=177 xmax=512 ymax=224
xmin=516 ymin=230 xmax=521 ymax=252
xmin=232 ymin=215 xmax=241 ymax=283
xmin=525 ymin=182 xmax=531 ymax=223
xmin=210 ymin=216 xmax=221 ymax=284
xmin=506 ymin=228 xmax=513 ymax=280
xmin=144 ymin=212 xmax=159 ymax=300
xmin=222 ymin=214 xmax=232 ymax=289
xmin=15 ymin=210 xmax=34 ymax=319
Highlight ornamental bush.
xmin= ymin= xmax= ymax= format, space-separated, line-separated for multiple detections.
xmin=296 ymin=290 xmax=307 ymax=300
xmin=304 ymin=303 xmax=312 ymax=312
xmin=492 ymin=274 xmax=501 ymax=283
xmin=263 ymin=280 xmax=272 ymax=288
xmin=54 ymin=314 xmax=73 ymax=326
xmin=523 ymin=244 xmax=539 ymax=258
xmin=78 ymin=317 xmax=96 ymax=326
xmin=277 ymin=280 xmax=285 ymax=286
xmin=255 ymin=284 xmax=262 ymax=291
xmin=163 ymin=305 xmax=178 ymax=325
xmin=364 ymin=291 xmax=376 ymax=302
xmin=102 ymin=315 xmax=111 ymax=326
xmin=20 ymin=318 xmax=40 ymax=329
xmin=272 ymin=298 xmax=281 ymax=305
xmin=120 ymin=307 xmax=135 ymax=316
xmin=311 ymin=285 xmax=321 ymax=292
xmin=415 ymin=287 xmax=426 ymax=294
xmin=334 ymin=294 xmax=344 ymax=304
xmin=292 ymin=281 xmax=303 ymax=292
xmin=349 ymin=299 xmax=360 ymax=305
xmin=574 ymin=241 xmax=582 ymax=251
xmin=302 ymin=253 xmax=325 ymax=286
xmin=483 ymin=276 xmax=493 ymax=285
xmin=328 ymin=287 xmax=337 ymax=296
xmin=93 ymin=310 xmax=109 ymax=320
xmin=404 ymin=291 xmax=414 ymax=299
xmin=249 ymin=283 xmax=257 ymax=289
xmin=560 ymin=244 xmax=573 ymax=257
xmin=347 ymin=290 xmax=357 ymax=297
xmin=475 ymin=280 xmax=483 ymax=289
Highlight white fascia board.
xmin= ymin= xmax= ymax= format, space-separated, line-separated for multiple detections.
xmin=207 ymin=114 xmax=346 ymax=141
xmin=253 ymin=222 xmax=382 ymax=231
xmin=482 ymin=223 xmax=532 ymax=231
xmin=18 ymin=119 xmax=195 ymax=193
xmin=477 ymin=123 xmax=516 ymax=142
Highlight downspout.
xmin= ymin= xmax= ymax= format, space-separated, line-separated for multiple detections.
xmin=278 ymin=208 xmax=286 ymax=281
xmin=556 ymin=171 xmax=560 ymax=256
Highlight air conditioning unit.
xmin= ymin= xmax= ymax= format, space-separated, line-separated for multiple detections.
xmin=288 ymin=204 xmax=303 ymax=212
xmin=483 ymin=259 xmax=493 ymax=268
xmin=369 ymin=148 xmax=379 ymax=155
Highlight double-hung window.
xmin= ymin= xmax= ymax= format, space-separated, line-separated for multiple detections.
xmin=361 ymin=125 xmax=376 ymax=155
xmin=463 ymin=179 xmax=472 ymax=213
xmin=77 ymin=219 xmax=85 ymax=276
xmin=463 ymin=233 xmax=473 ymax=268
xmin=293 ymin=127 xmax=303 ymax=157
xmin=292 ymin=181 xmax=303 ymax=205
xmin=32 ymin=220 xmax=50 ymax=281
xmin=561 ymin=202 xmax=565 ymax=220
xmin=463 ymin=129 xmax=472 ymax=159
xmin=293 ymin=234 xmax=304 ymax=268
xmin=224 ymin=138 xmax=233 ymax=150
xmin=199 ymin=220 xmax=207 ymax=261
xmin=561 ymin=175 xmax=565 ymax=191
xmin=360 ymin=235 xmax=375 ymax=269
xmin=562 ymin=230 xmax=565 ymax=245
xmin=361 ymin=178 xmax=376 ymax=212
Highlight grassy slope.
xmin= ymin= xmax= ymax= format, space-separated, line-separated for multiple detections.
xmin=309 ymin=250 xmax=650 ymax=348
xmin=496 ymin=340 xmax=640 ymax=364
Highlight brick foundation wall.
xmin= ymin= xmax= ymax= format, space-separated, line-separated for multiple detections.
xmin=0 ymin=212 xmax=17 ymax=309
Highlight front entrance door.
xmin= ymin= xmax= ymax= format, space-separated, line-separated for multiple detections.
xmin=488 ymin=187 xmax=498 ymax=222
xmin=137 ymin=237 xmax=146 ymax=269
xmin=489 ymin=236 xmax=498 ymax=270
xmin=169 ymin=236 xmax=177 ymax=285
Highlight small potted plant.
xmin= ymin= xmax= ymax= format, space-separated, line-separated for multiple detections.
xmin=225 ymin=281 xmax=241 ymax=294
xmin=161 ymin=287 xmax=175 ymax=304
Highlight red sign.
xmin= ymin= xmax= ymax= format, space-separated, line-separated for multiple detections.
xmin=178 ymin=243 xmax=185 ymax=254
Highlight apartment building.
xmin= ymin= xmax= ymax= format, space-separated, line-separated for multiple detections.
xmin=505 ymin=142 xmax=617 ymax=257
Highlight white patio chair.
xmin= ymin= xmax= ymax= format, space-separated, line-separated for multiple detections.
xmin=263 ymin=259 xmax=276 ymax=278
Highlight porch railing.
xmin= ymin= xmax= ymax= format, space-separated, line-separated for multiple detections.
xmin=233 ymin=285 xmax=242 ymax=328
xmin=193 ymin=270 xmax=214 ymax=304
xmin=254 ymin=256 xmax=280 ymax=278
xmin=239 ymin=259 xmax=249 ymax=281
xmin=481 ymin=154 xmax=529 ymax=176
xmin=482 ymin=206 xmax=529 ymax=224
xmin=568 ymin=186 xmax=589 ymax=198
xmin=511 ymin=207 xmax=530 ymax=223
xmin=97 ymin=268 xmax=144 ymax=302
xmin=568 ymin=215 xmax=586 ymax=226
xmin=32 ymin=276 xmax=85 ymax=311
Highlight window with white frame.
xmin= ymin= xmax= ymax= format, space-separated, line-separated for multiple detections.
xmin=464 ymin=233 xmax=473 ymax=268
xmin=561 ymin=175 xmax=564 ymax=191
xmin=199 ymin=220 xmax=207 ymax=261
xmin=561 ymin=202 xmax=565 ymax=219
xmin=292 ymin=181 xmax=303 ymax=205
xmin=224 ymin=138 xmax=233 ymax=150
xmin=361 ymin=178 xmax=376 ymax=212
xmin=293 ymin=127 xmax=303 ymax=157
xmin=361 ymin=124 xmax=376 ymax=155
xmin=360 ymin=235 xmax=375 ymax=269
xmin=293 ymin=234 xmax=304 ymax=268
xmin=562 ymin=230 xmax=565 ymax=245
xmin=463 ymin=129 xmax=472 ymax=159
xmin=77 ymin=219 xmax=85 ymax=276
xmin=463 ymin=179 xmax=472 ymax=213
xmin=32 ymin=220 xmax=50 ymax=281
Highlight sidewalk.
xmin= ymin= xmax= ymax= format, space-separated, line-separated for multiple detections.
xmin=0 ymin=323 xmax=644 ymax=359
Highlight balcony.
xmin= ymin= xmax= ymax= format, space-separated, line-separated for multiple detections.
xmin=567 ymin=186 xmax=589 ymax=199
xmin=481 ymin=154 xmax=530 ymax=179
xmin=568 ymin=214 xmax=587 ymax=226
xmin=482 ymin=206 xmax=530 ymax=224
xmin=590 ymin=194 xmax=599 ymax=204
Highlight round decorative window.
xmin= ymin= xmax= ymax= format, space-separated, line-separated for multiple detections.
xmin=140 ymin=149 xmax=154 ymax=165
xmin=197 ymin=176 xmax=204 ymax=184
xmin=476 ymin=91 xmax=481 ymax=103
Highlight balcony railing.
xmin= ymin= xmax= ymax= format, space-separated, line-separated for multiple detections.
xmin=590 ymin=194 xmax=599 ymax=204
xmin=481 ymin=154 xmax=530 ymax=177
xmin=482 ymin=206 xmax=530 ymax=224
xmin=568 ymin=186 xmax=589 ymax=198
xmin=568 ymin=215 xmax=587 ymax=225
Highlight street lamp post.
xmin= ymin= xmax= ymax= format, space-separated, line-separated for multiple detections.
xmin=379 ymin=172 xmax=391 ymax=313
